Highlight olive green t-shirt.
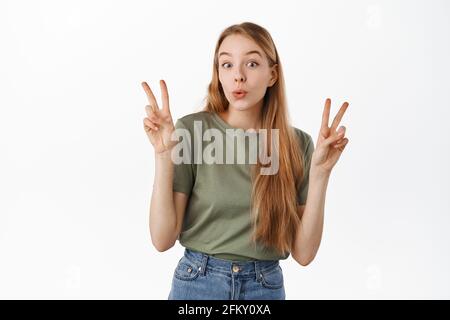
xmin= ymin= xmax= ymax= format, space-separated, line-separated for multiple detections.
xmin=172 ymin=111 xmax=314 ymax=261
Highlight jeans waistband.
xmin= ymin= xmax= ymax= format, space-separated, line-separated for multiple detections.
xmin=183 ymin=248 xmax=279 ymax=276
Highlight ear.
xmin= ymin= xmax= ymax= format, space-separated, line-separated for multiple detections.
xmin=268 ymin=64 xmax=278 ymax=87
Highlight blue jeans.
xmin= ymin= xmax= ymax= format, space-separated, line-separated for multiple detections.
xmin=168 ymin=248 xmax=286 ymax=300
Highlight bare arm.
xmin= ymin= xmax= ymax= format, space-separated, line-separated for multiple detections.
xmin=292 ymin=98 xmax=349 ymax=266
xmin=149 ymin=150 xmax=175 ymax=251
xmin=150 ymin=150 xmax=189 ymax=251
xmin=142 ymin=80 xmax=188 ymax=252
xmin=291 ymin=171 xmax=329 ymax=266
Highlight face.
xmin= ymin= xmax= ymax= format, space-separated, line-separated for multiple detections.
xmin=217 ymin=34 xmax=277 ymax=112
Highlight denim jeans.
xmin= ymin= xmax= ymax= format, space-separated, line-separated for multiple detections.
xmin=168 ymin=248 xmax=286 ymax=300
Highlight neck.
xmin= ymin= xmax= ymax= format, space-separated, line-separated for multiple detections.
xmin=219 ymin=100 xmax=263 ymax=131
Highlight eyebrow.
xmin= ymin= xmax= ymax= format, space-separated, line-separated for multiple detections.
xmin=218 ymin=50 xmax=263 ymax=58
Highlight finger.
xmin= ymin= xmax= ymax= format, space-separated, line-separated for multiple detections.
xmin=144 ymin=118 xmax=155 ymax=130
xmin=141 ymin=81 xmax=160 ymax=110
xmin=143 ymin=118 xmax=152 ymax=132
xmin=337 ymin=126 xmax=346 ymax=136
xmin=145 ymin=105 xmax=161 ymax=120
xmin=333 ymin=138 xmax=344 ymax=146
xmin=323 ymin=128 xmax=345 ymax=147
xmin=332 ymin=126 xmax=346 ymax=143
xmin=143 ymin=122 xmax=153 ymax=132
xmin=145 ymin=106 xmax=162 ymax=123
xmin=329 ymin=126 xmax=346 ymax=146
xmin=334 ymin=138 xmax=349 ymax=151
xmin=147 ymin=113 xmax=162 ymax=124
xmin=320 ymin=98 xmax=331 ymax=132
xmin=333 ymin=138 xmax=348 ymax=148
xmin=143 ymin=118 xmax=159 ymax=131
xmin=159 ymin=80 xmax=171 ymax=115
xmin=145 ymin=105 xmax=152 ymax=117
xmin=330 ymin=101 xmax=349 ymax=131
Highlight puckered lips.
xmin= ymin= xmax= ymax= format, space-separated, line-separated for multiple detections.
xmin=232 ymin=89 xmax=248 ymax=98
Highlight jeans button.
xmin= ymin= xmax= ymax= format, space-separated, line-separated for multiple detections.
xmin=232 ymin=265 xmax=240 ymax=273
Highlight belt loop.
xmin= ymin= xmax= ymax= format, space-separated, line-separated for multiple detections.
xmin=199 ymin=252 xmax=208 ymax=276
xmin=254 ymin=261 xmax=262 ymax=281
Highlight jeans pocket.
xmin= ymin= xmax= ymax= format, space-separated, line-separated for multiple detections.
xmin=174 ymin=256 xmax=200 ymax=281
xmin=260 ymin=265 xmax=284 ymax=289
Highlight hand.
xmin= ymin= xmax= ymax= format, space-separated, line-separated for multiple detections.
xmin=310 ymin=98 xmax=349 ymax=177
xmin=142 ymin=80 xmax=177 ymax=154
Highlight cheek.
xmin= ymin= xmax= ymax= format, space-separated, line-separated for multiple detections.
xmin=248 ymin=77 xmax=269 ymax=94
xmin=248 ymin=72 xmax=269 ymax=87
xmin=218 ymin=73 xmax=229 ymax=90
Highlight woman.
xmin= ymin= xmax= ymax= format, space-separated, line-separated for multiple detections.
xmin=142 ymin=22 xmax=349 ymax=300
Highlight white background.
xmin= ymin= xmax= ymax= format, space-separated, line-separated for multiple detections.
xmin=1 ymin=0 xmax=449 ymax=299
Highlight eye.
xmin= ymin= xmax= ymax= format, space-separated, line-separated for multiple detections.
xmin=220 ymin=61 xmax=259 ymax=69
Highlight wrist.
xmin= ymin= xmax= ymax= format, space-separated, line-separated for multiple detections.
xmin=155 ymin=148 xmax=174 ymax=160
xmin=310 ymin=166 xmax=331 ymax=181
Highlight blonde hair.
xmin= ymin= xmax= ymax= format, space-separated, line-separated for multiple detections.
xmin=202 ymin=22 xmax=306 ymax=256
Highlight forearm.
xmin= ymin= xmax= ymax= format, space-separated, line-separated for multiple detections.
xmin=149 ymin=150 xmax=177 ymax=251
xmin=294 ymin=168 xmax=330 ymax=264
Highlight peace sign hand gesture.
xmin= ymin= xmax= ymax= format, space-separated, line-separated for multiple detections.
xmin=142 ymin=80 xmax=177 ymax=154
xmin=310 ymin=98 xmax=349 ymax=177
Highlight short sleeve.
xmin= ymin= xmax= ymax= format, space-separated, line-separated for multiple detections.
xmin=296 ymin=132 xmax=315 ymax=206
xmin=172 ymin=119 xmax=196 ymax=196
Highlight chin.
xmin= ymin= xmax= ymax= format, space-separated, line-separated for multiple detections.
xmin=233 ymin=105 xmax=251 ymax=111
xmin=229 ymin=100 xmax=254 ymax=111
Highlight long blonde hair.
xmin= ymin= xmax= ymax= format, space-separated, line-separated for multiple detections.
xmin=203 ymin=22 xmax=306 ymax=256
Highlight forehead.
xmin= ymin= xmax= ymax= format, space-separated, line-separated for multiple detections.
xmin=218 ymin=34 xmax=264 ymax=58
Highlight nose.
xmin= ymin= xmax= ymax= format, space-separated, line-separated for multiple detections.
xmin=235 ymin=76 xmax=245 ymax=84
xmin=234 ymin=70 xmax=246 ymax=84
